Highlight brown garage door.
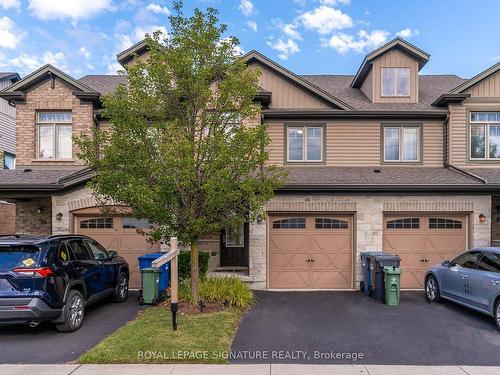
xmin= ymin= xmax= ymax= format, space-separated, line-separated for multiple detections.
xmin=269 ymin=215 xmax=353 ymax=289
xmin=383 ymin=214 xmax=467 ymax=289
xmin=75 ymin=215 xmax=160 ymax=288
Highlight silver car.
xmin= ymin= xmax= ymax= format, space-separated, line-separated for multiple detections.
xmin=425 ymin=248 xmax=500 ymax=331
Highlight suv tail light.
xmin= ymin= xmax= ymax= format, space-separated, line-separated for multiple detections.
xmin=13 ymin=267 xmax=54 ymax=278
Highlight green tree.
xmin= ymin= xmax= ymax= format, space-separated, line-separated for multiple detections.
xmin=76 ymin=1 xmax=285 ymax=304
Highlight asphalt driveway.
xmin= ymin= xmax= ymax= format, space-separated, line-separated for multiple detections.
xmin=0 ymin=291 xmax=142 ymax=364
xmin=231 ymin=291 xmax=500 ymax=365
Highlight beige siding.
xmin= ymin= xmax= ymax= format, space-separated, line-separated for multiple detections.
xmin=464 ymin=70 xmax=500 ymax=97
xmin=371 ymin=49 xmax=419 ymax=103
xmin=360 ymin=67 xmax=373 ymax=100
xmin=250 ymin=62 xmax=330 ymax=109
xmin=266 ymin=120 xmax=444 ymax=166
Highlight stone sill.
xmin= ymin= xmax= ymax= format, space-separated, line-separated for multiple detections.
xmin=31 ymin=159 xmax=76 ymax=163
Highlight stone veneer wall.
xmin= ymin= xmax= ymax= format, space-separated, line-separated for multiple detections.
xmin=0 ymin=201 xmax=16 ymax=235
xmin=16 ymin=197 xmax=52 ymax=235
xmin=247 ymin=194 xmax=491 ymax=290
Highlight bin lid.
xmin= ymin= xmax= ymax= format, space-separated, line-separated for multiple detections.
xmin=138 ymin=252 xmax=165 ymax=260
xmin=140 ymin=267 xmax=161 ymax=273
xmin=383 ymin=266 xmax=401 ymax=273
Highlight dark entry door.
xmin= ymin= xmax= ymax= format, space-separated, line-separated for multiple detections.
xmin=221 ymin=223 xmax=249 ymax=267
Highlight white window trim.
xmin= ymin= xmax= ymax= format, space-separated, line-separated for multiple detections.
xmin=286 ymin=125 xmax=323 ymax=163
xmin=381 ymin=67 xmax=411 ymax=97
xmin=36 ymin=112 xmax=73 ymax=160
xmin=469 ymin=112 xmax=500 ymax=160
xmin=383 ymin=125 xmax=420 ymax=163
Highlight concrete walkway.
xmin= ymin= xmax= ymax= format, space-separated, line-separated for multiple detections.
xmin=1 ymin=364 xmax=499 ymax=375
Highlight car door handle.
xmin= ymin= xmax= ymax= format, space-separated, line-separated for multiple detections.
xmin=492 ymin=280 xmax=500 ymax=286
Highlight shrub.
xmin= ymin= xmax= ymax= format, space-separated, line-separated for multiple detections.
xmin=179 ymin=276 xmax=255 ymax=310
xmin=178 ymin=251 xmax=209 ymax=280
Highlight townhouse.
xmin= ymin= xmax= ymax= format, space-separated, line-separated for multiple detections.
xmin=1 ymin=38 xmax=500 ymax=289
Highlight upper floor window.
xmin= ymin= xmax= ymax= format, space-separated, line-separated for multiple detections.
xmin=381 ymin=68 xmax=410 ymax=97
xmin=383 ymin=125 xmax=420 ymax=162
xmin=287 ymin=125 xmax=323 ymax=162
xmin=3 ymin=152 xmax=15 ymax=170
xmin=470 ymin=112 xmax=500 ymax=160
xmin=37 ymin=112 xmax=72 ymax=160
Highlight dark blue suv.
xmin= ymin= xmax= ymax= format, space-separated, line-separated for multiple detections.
xmin=0 ymin=235 xmax=129 ymax=332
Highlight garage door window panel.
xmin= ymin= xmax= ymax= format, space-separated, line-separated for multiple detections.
xmin=80 ymin=218 xmax=113 ymax=229
xmin=386 ymin=218 xmax=420 ymax=229
xmin=272 ymin=218 xmax=306 ymax=229
xmin=123 ymin=217 xmax=152 ymax=229
xmin=315 ymin=218 xmax=349 ymax=229
xmin=429 ymin=218 xmax=462 ymax=229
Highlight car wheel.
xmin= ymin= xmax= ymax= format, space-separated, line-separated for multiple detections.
xmin=425 ymin=275 xmax=441 ymax=303
xmin=113 ymin=272 xmax=129 ymax=302
xmin=56 ymin=290 xmax=85 ymax=332
xmin=495 ymin=300 xmax=500 ymax=331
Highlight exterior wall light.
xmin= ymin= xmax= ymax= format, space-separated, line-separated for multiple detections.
xmin=56 ymin=212 xmax=63 ymax=221
xmin=479 ymin=214 xmax=487 ymax=223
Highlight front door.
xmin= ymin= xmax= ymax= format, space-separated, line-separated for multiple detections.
xmin=220 ymin=223 xmax=248 ymax=267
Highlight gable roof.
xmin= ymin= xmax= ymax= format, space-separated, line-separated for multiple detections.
xmin=0 ymin=72 xmax=20 ymax=83
xmin=351 ymin=37 xmax=430 ymax=88
xmin=79 ymin=75 xmax=128 ymax=95
xmin=242 ymin=50 xmax=354 ymax=110
xmin=117 ymin=39 xmax=149 ymax=66
xmin=303 ymin=74 xmax=465 ymax=111
xmin=0 ymin=64 xmax=99 ymax=103
xmin=449 ymin=61 xmax=500 ymax=94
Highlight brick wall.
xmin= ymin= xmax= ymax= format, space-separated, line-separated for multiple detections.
xmin=16 ymin=198 xmax=52 ymax=235
xmin=15 ymin=78 xmax=94 ymax=167
xmin=0 ymin=201 xmax=15 ymax=234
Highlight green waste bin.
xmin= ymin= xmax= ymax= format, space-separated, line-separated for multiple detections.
xmin=383 ymin=266 xmax=401 ymax=306
xmin=140 ymin=267 xmax=161 ymax=305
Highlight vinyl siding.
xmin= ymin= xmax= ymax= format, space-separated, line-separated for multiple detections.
xmin=371 ymin=49 xmax=419 ymax=103
xmin=250 ymin=62 xmax=330 ymax=109
xmin=463 ymin=70 xmax=500 ymax=97
xmin=360 ymin=68 xmax=373 ymax=101
xmin=0 ymin=79 xmax=16 ymax=155
xmin=266 ymin=120 xmax=444 ymax=166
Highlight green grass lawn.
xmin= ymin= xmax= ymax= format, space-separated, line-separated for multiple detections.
xmin=78 ymin=307 xmax=242 ymax=364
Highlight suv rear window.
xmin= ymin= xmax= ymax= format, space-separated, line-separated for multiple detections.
xmin=0 ymin=245 xmax=41 ymax=272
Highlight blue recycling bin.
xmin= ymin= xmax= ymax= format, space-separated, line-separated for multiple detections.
xmin=361 ymin=251 xmax=385 ymax=295
xmin=138 ymin=253 xmax=170 ymax=294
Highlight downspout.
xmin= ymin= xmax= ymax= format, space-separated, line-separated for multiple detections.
xmin=443 ymin=113 xmax=487 ymax=184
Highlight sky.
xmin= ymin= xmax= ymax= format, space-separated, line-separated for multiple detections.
xmin=0 ymin=0 xmax=500 ymax=79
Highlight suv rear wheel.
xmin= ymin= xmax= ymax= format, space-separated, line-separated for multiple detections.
xmin=56 ymin=289 xmax=85 ymax=332
xmin=112 ymin=272 xmax=129 ymax=302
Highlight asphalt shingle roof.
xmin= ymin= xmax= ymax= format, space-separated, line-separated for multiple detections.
xmin=301 ymin=74 xmax=467 ymax=111
xmin=284 ymin=166 xmax=483 ymax=186
xmin=0 ymin=169 xmax=77 ymax=185
xmin=465 ymin=169 xmax=500 ymax=184
xmin=78 ymin=75 xmax=127 ymax=95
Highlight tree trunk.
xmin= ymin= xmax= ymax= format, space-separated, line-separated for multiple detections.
xmin=190 ymin=237 xmax=200 ymax=306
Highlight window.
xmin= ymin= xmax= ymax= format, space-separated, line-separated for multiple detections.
xmin=123 ymin=217 xmax=153 ymax=229
xmin=225 ymin=224 xmax=245 ymax=247
xmin=429 ymin=218 xmax=462 ymax=229
xmin=67 ymin=240 xmax=91 ymax=260
xmin=37 ymin=112 xmax=72 ymax=159
xmin=476 ymin=252 xmax=500 ymax=273
xmin=469 ymin=112 xmax=500 ymax=160
xmin=315 ymin=218 xmax=348 ymax=229
xmin=381 ymin=68 xmax=410 ymax=97
xmin=451 ymin=251 xmax=481 ymax=269
xmin=386 ymin=218 xmax=420 ymax=229
xmin=383 ymin=125 xmax=420 ymax=162
xmin=85 ymin=240 xmax=109 ymax=260
xmin=287 ymin=126 xmax=323 ymax=162
xmin=79 ymin=218 xmax=113 ymax=229
xmin=272 ymin=218 xmax=306 ymax=229
xmin=3 ymin=152 xmax=15 ymax=170
xmin=57 ymin=242 xmax=70 ymax=262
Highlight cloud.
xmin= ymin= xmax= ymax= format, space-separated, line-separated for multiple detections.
xmin=247 ymin=20 xmax=257 ymax=32
xmin=79 ymin=47 xmax=91 ymax=59
xmin=28 ymin=0 xmax=112 ymax=20
xmin=0 ymin=16 xmax=24 ymax=49
xmin=267 ymin=38 xmax=300 ymax=60
xmin=9 ymin=50 xmax=67 ymax=73
xmin=328 ymin=29 xmax=390 ymax=54
xmin=42 ymin=51 xmax=66 ymax=66
xmin=396 ymin=28 xmax=419 ymax=38
xmin=239 ymin=0 xmax=254 ymax=17
xmin=115 ymin=25 xmax=168 ymax=53
xmin=146 ymin=3 xmax=170 ymax=15
xmin=0 ymin=0 xmax=20 ymax=11
xmin=300 ymin=5 xmax=353 ymax=34
xmin=281 ymin=22 xmax=302 ymax=40
xmin=107 ymin=62 xmax=123 ymax=74
xmin=321 ymin=0 xmax=351 ymax=5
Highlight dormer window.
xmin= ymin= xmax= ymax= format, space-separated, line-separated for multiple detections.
xmin=381 ymin=68 xmax=410 ymax=97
